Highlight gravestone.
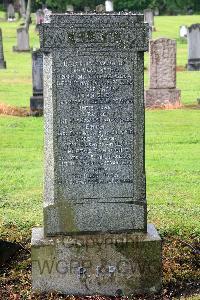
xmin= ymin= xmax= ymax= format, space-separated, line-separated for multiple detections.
xmin=0 ymin=28 xmax=6 ymax=69
xmin=187 ymin=24 xmax=200 ymax=71
xmin=105 ymin=0 xmax=114 ymax=12
xmin=154 ymin=7 xmax=159 ymax=16
xmin=36 ymin=9 xmax=44 ymax=25
xmin=30 ymin=50 xmax=43 ymax=115
xmin=179 ymin=25 xmax=187 ymax=39
xmin=7 ymin=3 xmax=15 ymax=21
xmin=31 ymin=13 xmax=162 ymax=296
xmin=145 ymin=38 xmax=181 ymax=108
xmin=96 ymin=4 xmax=105 ymax=12
xmin=66 ymin=4 xmax=74 ymax=12
xmin=84 ymin=6 xmax=90 ymax=12
xmin=144 ymin=8 xmax=155 ymax=32
xmin=13 ymin=27 xmax=31 ymax=52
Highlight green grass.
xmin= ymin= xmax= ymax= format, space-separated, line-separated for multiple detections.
xmin=0 ymin=15 xmax=39 ymax=107
xmin=0 ymin=116 xmax=43 ymax=234
xmin=0 ymin=14 xmax=200 ymax=239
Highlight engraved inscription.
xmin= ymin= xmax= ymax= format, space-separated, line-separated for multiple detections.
xmin=55 ymin=54 xmax=134 ymax=186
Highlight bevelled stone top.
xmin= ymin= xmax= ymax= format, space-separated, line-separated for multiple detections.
xmin=39 ymin=13 xmax=149 ymax=52
xmin=188 ymin=23 xmax=200 ymax=32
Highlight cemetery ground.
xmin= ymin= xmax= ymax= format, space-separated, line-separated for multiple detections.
xmin=0 ymin=13 xmax=199 ymax=300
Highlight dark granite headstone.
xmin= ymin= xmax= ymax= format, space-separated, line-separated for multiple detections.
xmin=0 ymin=28 xmax=6 ymax=69
xmin=30 ymin=50 xmax=43 ymax=115
xmin=31 ymin=13 xmax=162 ymax=296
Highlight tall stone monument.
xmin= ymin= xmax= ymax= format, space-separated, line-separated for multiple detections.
xmin=30 ymin=50 xmax=43 ymax=115
xmin=31 ymin=13 xmax=162 ymax=295
xmin=145 ymin=38 xmax=181 ymax=108
xmin=13 ymin=27 xmax=31 ymax=52
xmin=0 ymin=28 xmax=6 ymax=69
xmin=187 ymin=24 xmax=200 ymax=70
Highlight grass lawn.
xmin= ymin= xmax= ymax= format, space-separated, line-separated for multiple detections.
xmin=0 ymin=13 xmax=199 ymax=299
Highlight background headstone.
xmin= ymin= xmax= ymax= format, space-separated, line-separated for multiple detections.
xmin=84 ymin=6 xmax=90 ymax=12
xmin=144 ymin=8 xmax=155 ymax=31
xmin=154 ymin=7 xmax=159 ymax=16
xmin=66 ymin=4 xmax=74 ymax=12
xmin=105 ymin=0 xmax=114 ymax=12
xmin=36 ymin=9 xmax=44 ymax=25
xmin=0 ymin=28 xmax=6 ymax=69
xmin=96 ymin=4 xmax=105 ymax=12
xmin=179 ymin=25 xmax=187 ymax=39
xmin=31 ymin=13 xmax=161 ymax=296
xmin=30 ymin=50 xmax=43 ymax=115
xmin=187 ymin=24 xmax=200 ymax=71
xmin=7 ymin=3 xmax=15 ymax=21
xmin=13 ymin=27 xmax=30 ymax=51
xmin=145 ymin=38 xmax=181 ymax=108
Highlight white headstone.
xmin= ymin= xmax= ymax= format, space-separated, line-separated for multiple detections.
xmin=179 ymin=25 xmax=187 ymax=38
xmin=105 ymin=0 xmax=114 ymax=12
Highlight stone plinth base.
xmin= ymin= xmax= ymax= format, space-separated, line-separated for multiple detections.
xmin=13 ymin=45 xmax=31 ymax=52
xmin=0 ymin=60 xmax=6 ymax=69
xmin=31 ymin=224 xmax=162 ymax=296
xmin=30 ymin=95 xmax=43 ymax=116
xmin=145 ymin=88 xmax=181 ymax=108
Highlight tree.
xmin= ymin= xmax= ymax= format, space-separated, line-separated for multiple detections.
xmin=25 ymin=0 xmax=31 ymax=30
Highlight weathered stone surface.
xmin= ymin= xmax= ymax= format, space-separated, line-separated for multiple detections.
xmin=13 ymin=27 xmax=31 ymax=52
xmin=39 ymin=13 xmax=148 ymax=236
xmin=145 ymin=38 xmax=181 ymax=108
xmin=0 ymin=28 xmax=6 ymax=69
xmin=32 ymin=13 xmax=161 ymax=296
xmin=32 ymin=224 xmax=162 ymax=295
xmin=187 ymin=24 xmax=200 ymax=71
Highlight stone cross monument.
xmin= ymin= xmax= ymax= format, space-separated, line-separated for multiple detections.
xmin=31 ymin=13 xmax=162 ymax=296
xmin=145 ymin=38 xmax=181 ymax=108
xmin=187 ymin=24 xmax=200 ymax=70
xmin=30 ymin=50 xmax=43 ymax=115
xmin=0 ymin=28 xmax=6 ymax=69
